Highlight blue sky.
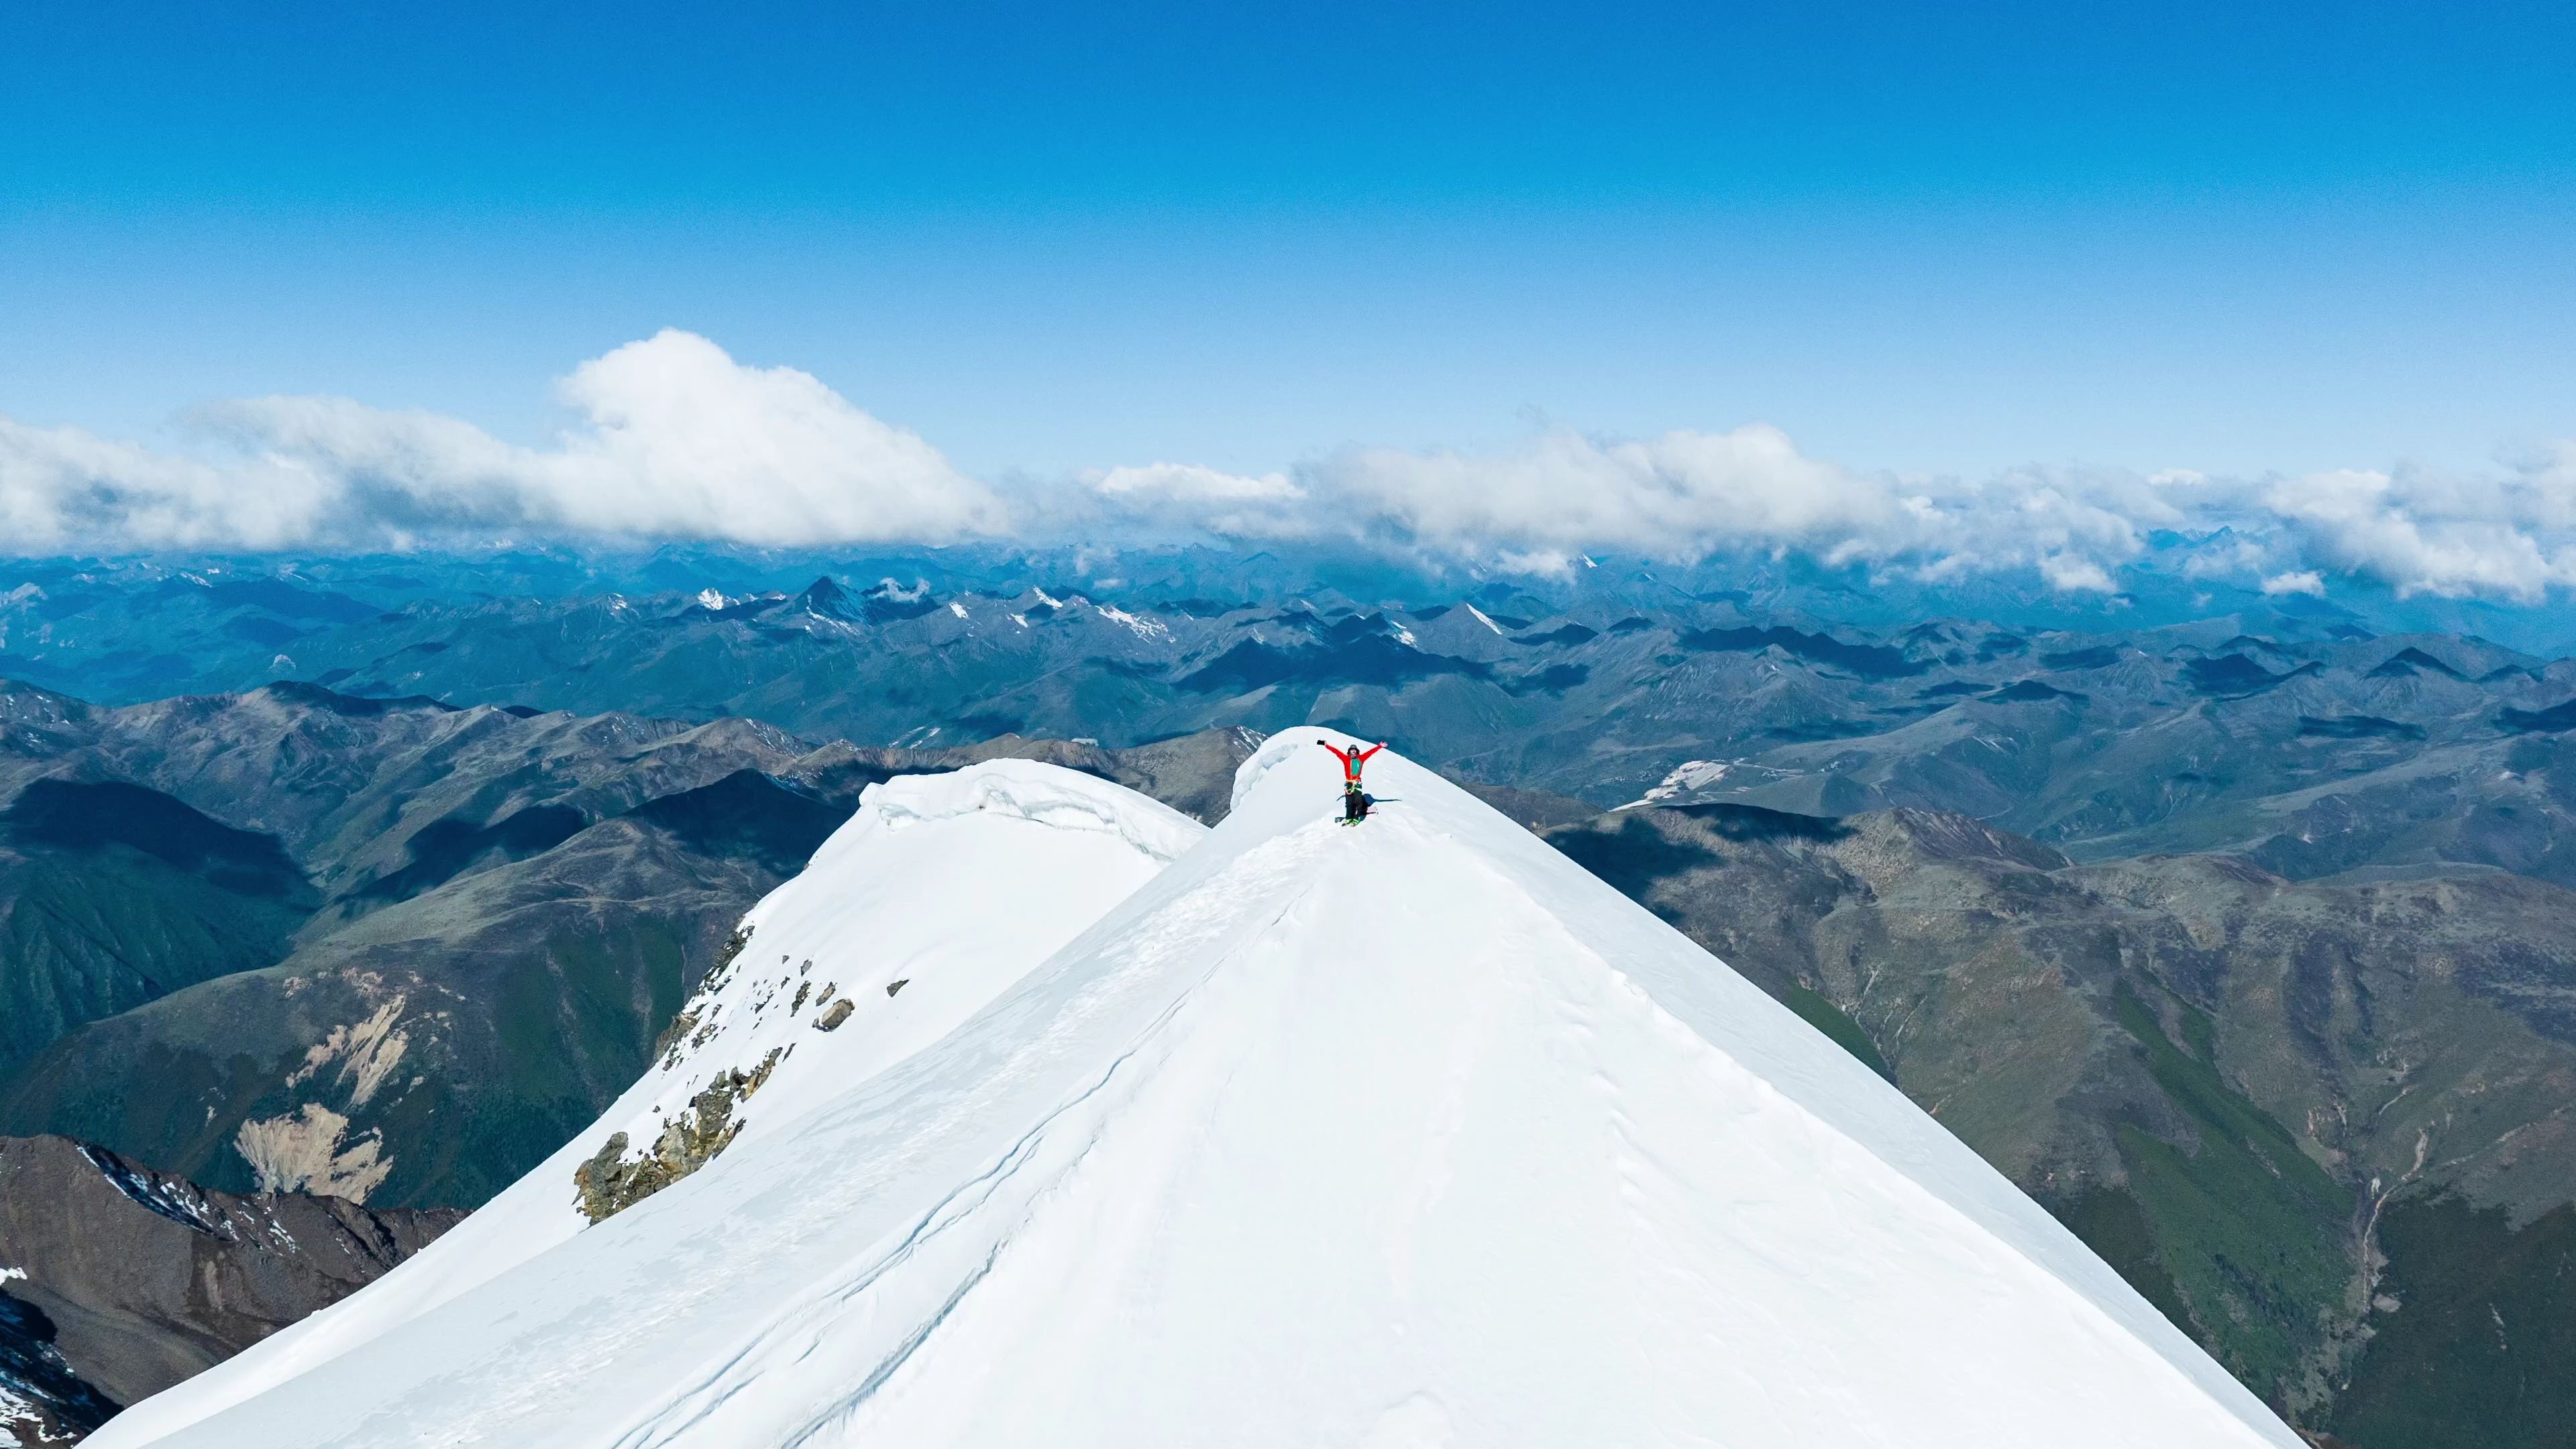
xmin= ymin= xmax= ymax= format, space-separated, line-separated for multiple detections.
xmin=3 ymin=1 xmax=2574 ymax=585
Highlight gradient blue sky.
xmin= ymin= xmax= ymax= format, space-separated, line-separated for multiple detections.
xmin=5 ymin=0 xmax=2573 ymax=483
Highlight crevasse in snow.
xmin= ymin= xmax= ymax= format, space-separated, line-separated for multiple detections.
xmin=99 ymin=738 xmax=2299 ymax=1448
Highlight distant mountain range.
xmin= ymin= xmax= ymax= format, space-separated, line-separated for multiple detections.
xmin=7 ymin=541 xmax=2576 ymax=712
xmin=13 ymin=551 xmax=2576 ymax=879
xmin=7 ymin=549 xmax=2576 ymax=1444
xmin=0 ymin=679 xmax=1253 ymax=1212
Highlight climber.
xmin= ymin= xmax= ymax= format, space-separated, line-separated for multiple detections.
xmin=1317 ymin=739 xmax=1385 ymax=822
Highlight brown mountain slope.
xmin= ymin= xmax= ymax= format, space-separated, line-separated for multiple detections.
xmin=1546 ymin=802 xmax=2576 ymax=1442
xmin=0 ymin=1134 xmax=460 ymax=1446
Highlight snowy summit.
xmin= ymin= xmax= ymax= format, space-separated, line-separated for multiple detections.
xmin=94 ymin=737 xmax=2300 ymax=1448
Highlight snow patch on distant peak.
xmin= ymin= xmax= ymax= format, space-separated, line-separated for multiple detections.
xmin=1626 ymin=757 xmax=1809 ymax=810
xmin=1093 ymin=602 xmax=1170 ymax=640
xmin=77 ymin=1144 xmax=232 ymax=1238
xmin=1635 ymin=758 xmax=1728 ymax=805
xmin=857 ymin=759 xmax=1201 ymax=865
xmin=1464 ymin=604 xmax=1504 ymax=634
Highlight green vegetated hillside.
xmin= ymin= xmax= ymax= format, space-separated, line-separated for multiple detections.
xmin=0 ymin=680 xmax=1258 ymax=1211
xmin=0 ymin=824 xmax=743 ymax=1207
xmin=0 ymin=781 xmax=315 ymax=1077
xmin=2099 ymin=983 xmax=2354 ymax=1403
xmin=7 ymin=641 xmax=2576 ymax=1443
xmin=2325 ymin=1194 xmax=2576 ymax=1447
xmin=0 ymin=684 xmax=835 ymax=1210
xmin=1546 ymin=802 xmax=2576 ymax=1446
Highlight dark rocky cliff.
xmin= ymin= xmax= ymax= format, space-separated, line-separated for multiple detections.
xmin=0 ymin=1134 xmax=462 ymax=1445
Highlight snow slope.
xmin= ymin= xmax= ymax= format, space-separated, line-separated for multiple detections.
xmin=105 ymin=734 xmax=2300 ymax=1448
xmin=91 ymin=760 xmax=1201 ymax=1449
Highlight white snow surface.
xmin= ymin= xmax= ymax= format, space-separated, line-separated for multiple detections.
xmin=93 ymin=760 xmax=1200 ymax=1449
xmin=105 ymin=737 xmax=2298 ymax=1448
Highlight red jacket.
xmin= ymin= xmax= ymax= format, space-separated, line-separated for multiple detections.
xmin=1318 ymin=741 xmax=1384 ymax=785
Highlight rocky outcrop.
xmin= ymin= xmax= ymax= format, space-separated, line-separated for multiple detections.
xmin=571 ymin=1049 xmax=782 ymax=1225
xmin=0 ymin=1134 xmax=462 ymax=1443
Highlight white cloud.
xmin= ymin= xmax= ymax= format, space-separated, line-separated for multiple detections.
xmin=1120 ymin=430 xmax=2194 ymax=593
xmin=2 ymin=331 xmax=1000 ymax=553
xmin=1086 ymin=462 xmax=1312 ymax=540
xmin=1094 ymin=462 xmax=1301 ymax=502
xmin=2039 ymin=554 xmax=2118 ymax=593
xmin=1102 ymin=431 xmax=2576 ymax=604
xmin=1313 ymin=425 xmax=1909 ymax=562
xmin=2178 ymin=534 xmax=2273 ymax=580
xmin=9 ymin=330 xmax=2576 ymax=608
xmin=2263 ymin=463 xmax=2576 ymax=601
xmin=0 ymin=419 xmax=340 ymax=551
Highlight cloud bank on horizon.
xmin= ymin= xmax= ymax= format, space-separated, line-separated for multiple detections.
xmin=5 ymin=329 xmax=2575 ymax=604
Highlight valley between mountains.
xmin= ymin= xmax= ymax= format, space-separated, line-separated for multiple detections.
xmin=5 ymin=570 xmax=2576 ymax=1445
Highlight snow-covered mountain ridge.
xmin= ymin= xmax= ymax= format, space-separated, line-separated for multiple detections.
xmin=89 ymin=761 xmax=1201 ymax=1448
xmin=569 ymin=761 xmax=1207 ymax=1224
xmin=95 ymin=737 xmax=2299 ymax=1447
